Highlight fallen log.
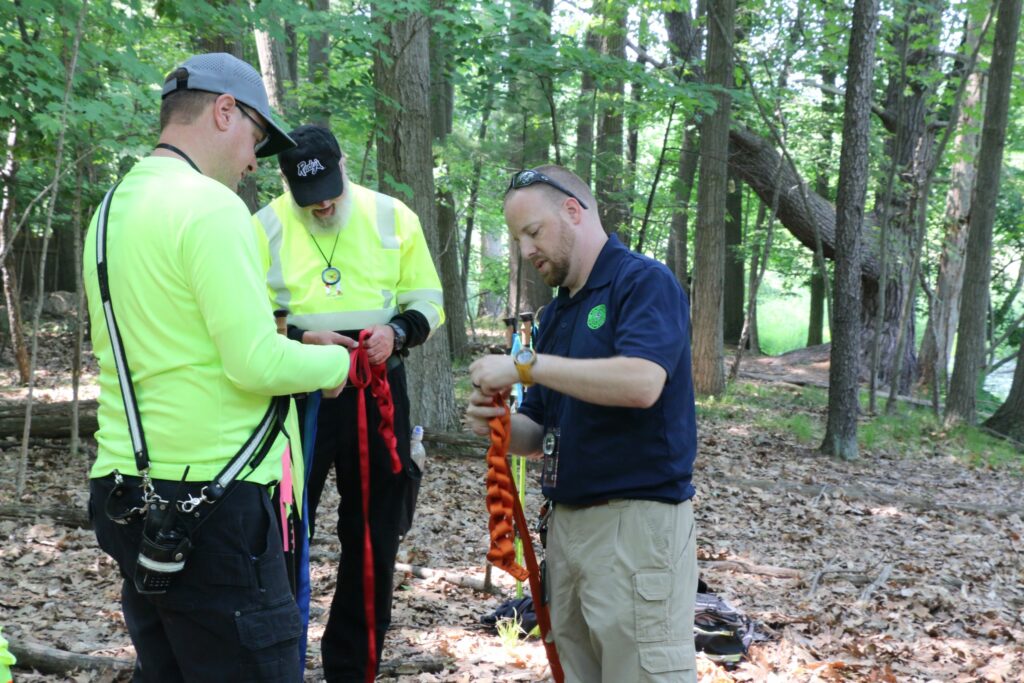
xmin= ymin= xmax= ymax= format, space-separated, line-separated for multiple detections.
xmin=0 ymin=503 xmax=91 ymax=529
xmin=0 ymin=399 xmax=97 ymax=439
xmin=7 ymin=638 xmax=132 ymax=675
xmin=378 ymin=656 xmax=447 ymax=676
xmin=700 ymin=559 xmax=803 ymax=579
xmin=393 ymin=561 xmax=505 ymax=596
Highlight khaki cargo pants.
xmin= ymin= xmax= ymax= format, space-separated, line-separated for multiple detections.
xmin=545 ymin=498 xmax=697 ymax=683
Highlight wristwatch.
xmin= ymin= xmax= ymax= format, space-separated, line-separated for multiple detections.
xmin=387 ymin=322 xmax=407 ymax=352
xmin=513 ymin=347 xmax=537 ymax=387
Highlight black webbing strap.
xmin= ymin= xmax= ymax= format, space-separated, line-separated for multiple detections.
xmin=95 ymin=182 xmax=285 ymax=491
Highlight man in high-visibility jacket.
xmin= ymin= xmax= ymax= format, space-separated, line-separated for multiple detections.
xmin=254 ymin=124 xmax=444 ymax=682
xmin=85 ymin=54 xmax=350 ymax=682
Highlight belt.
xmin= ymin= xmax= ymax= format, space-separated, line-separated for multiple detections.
xmin=558 ymin=499 xmax=610 ymax=510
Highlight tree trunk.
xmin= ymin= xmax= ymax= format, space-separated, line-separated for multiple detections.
xmin=594 ymin=1 xmax=627 ymax=240
xmin=1 ymin=122 xmax=30 ymax=384
xmin=506 ymin=0 xmax=555 ymax=316
xmin=692 ymin=0 xmax=733 ymax=397
xmin=807 ymin=269 xmax=825 ymax=346
xmin=918 ymin=15 xmax=986 ymax=392
xmin=871 ymin=0 xmax=944 ymax=394
xmin=307 ymin=0 xmax=331 ymax=126
xmin=727 ymin=128 xmax=916 ymax=390
xmin=667 ymin=126 xmax=698 ymax=291
xmin=479 ymin=231 xmax=504 ymax=317
xmin=429 ymin=1 xmax=468 ymax=361
xmin=254 ymin=26 xmax=288 ymax=114
xmin=71 ymin=156 xmax=86 ymax=461
xmin=436 ymin=189 xmax=468 ymax=360
xmin=723 ymin=167 xmax=744 ymax=346
xmin=820 ymin=0 xmax=878 ymax=460
xmin=373 ymin=9 xmax=458 ymax=431
xmin=809 ymin=67 xmax=835 ymax=348
xmin=461 ymin=98 xmax=492 ymax=299
xmin=945 ymin=0 xmax=1021 ymax=425
xmin=575 ymin=28 xmax=600 ymax=184
xmin=664 ymin=4 xmax=703 ymax=291
xmin=983 ymin=339 xmax=1024 ymax=440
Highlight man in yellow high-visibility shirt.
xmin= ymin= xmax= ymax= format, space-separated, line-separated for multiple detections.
xmin=254 ymin=124 xmax=444 ymax=682
xmin=84 ymin=54 xmax=350 ymax=682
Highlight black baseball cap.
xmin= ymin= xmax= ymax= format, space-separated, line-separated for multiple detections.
xmin=278 ymin=125 xmax=344 ymax=207
xmin=161 ymin=53 xmax=295 ymax=158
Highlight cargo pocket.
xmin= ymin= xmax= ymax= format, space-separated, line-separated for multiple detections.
xmin=639 ymin=639 xmax=695 ymax=676
xmin=236 ymin=597 xmax=302 ymax=648
xmin=634 ymin=571 xmax=674 ymax=642
xmin=235 ymin=598 xmax=302 ymax=681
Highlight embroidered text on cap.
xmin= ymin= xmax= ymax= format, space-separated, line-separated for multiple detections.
xmin=297 ymin=159 xmax=327 ymax=177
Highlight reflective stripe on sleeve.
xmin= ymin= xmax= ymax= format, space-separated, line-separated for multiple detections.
xmin=255 ymin=204 xmax=291 ymax=311
xmin=376 ymin=193 xmax=399 ymax=249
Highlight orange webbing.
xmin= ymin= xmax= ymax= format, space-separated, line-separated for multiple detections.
xmin=485 ymin=401 xmax=528 ymax=580
xmin=485 ymin=397 xmax=564 ymax=683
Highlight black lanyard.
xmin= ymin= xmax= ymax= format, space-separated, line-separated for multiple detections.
xmin=155 ymin=143 xmax=202 ymax=174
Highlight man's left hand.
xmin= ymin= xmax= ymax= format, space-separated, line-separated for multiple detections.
xmin=362 ymin=324 xmax=395 ymax=366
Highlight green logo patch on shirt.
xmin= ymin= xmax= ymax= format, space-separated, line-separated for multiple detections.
xmin=587 ymin=304 xmax=607 ymax=330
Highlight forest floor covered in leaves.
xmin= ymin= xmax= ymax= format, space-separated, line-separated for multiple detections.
xmin=1 ymin=330 xmax=1022 ymax=682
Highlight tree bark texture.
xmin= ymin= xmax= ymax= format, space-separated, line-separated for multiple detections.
xmin=373 ymin=10 xmax=458 ymax=430
xmin=808 ymin=68 xmax=835 ymax=349
xmin=307 ymin=0 xmax=331 ymax=126
xmin=668 ymin=125 xmax=699 ymax=292
xmin=692 ymin=0 xmax=733 ymax=397
xmin=430 ymin=4 xmax=468 ymax=361
xmin=918 ymin=15 xmax=986 ymax=391
xmin=983 ymin=339 xmax=1024 ymax=440
xmin=723 ymin=168 xmax=744 ymax=346
xmin=946 ymin=0 xmax=1021 ymax=425
xmin=821 ymin=0 xmax=878 ymax=460
xmin=808 ymin=268 xmax=826 ymax=346
xmin=575 ymin=29 xmax=600 ymax=184
xmin=254 ymin=26 xmax=288 ymax=115
xmin=594 ymin=1 xmax=627 ymax=239
xmin=1 ymin=122 xmax=30 ymax=383
xmin=664 ymin=4 xmax=704 ymax=292
xmin=436 ymin=189 xmax=469 ymax=359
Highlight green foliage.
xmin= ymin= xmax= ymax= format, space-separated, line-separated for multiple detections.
xmin=703 ymin=382 xmax=1022 ymax=471
xmin=755 ymin=275 xmax=832 ymax=355
xmin=859 ymin=405 xmax=1023 ymax=471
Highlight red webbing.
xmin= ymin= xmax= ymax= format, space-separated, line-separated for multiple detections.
xmin=485 ymin=397 xmax=564 ymax=683
xmin=347 ymin=330 xmax=402 ymax=683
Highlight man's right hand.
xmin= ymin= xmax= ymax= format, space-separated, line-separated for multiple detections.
xmin=303 ymin=330 xmax=358 ymax=349
xmin=463 ymin=386 xmax=510 ymax=437
xmin=302 ymin=331 xmax=356 ymax=398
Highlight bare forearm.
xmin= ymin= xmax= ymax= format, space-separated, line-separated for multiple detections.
xmin=509 ymin=413 xmax=543 ymax=456
xmin=531 ymin=355 xmax=666 ymax=408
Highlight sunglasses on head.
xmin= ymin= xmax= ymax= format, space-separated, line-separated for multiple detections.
xmin=506 ymin=169 xmax=589 ymax=210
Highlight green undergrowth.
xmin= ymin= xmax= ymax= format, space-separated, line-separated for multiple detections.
xmin=699 ymin=380 xmax=1023 ymax=471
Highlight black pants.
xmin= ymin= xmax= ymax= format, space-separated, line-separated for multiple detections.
xmin=89 ymin=475 xmax=301 ymax=683
xmin=300 ymin=361 xmax=421 ymax=683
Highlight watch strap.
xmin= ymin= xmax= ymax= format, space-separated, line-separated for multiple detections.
xmin=514 ymin=349 xmax=536 ymax=387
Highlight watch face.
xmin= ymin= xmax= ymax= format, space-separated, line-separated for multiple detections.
xmin=515 ymin=348 xmax=534 ymax=364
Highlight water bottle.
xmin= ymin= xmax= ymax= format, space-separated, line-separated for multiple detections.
xmin=410 ymin=425 xmax=426 ymax=472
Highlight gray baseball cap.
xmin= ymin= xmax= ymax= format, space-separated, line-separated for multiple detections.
xmin=161 ymin=52 xmax=295 ymax=158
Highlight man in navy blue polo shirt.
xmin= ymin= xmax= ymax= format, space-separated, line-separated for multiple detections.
xmin=465 ymin=165 xmax=698 ymax=682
